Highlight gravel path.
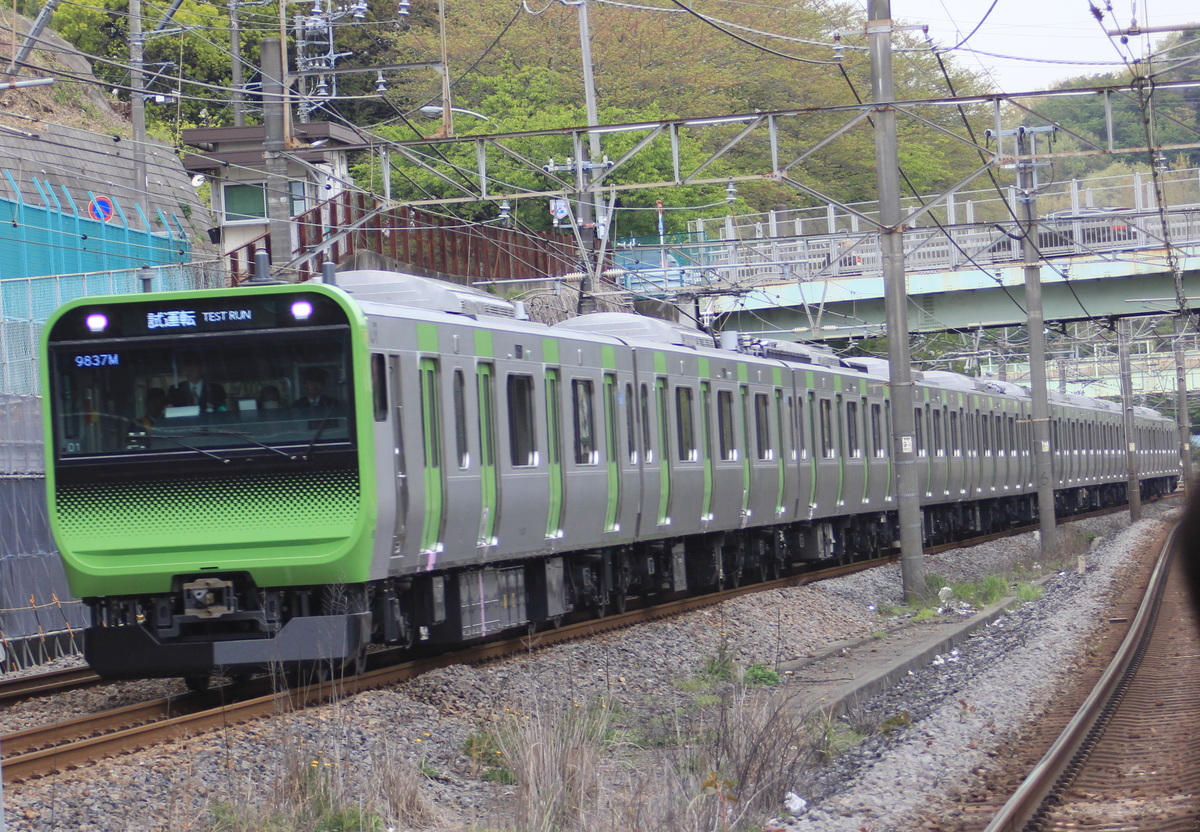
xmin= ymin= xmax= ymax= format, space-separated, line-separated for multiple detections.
xmin=2 ymin=503 xmax=1174 ymax=832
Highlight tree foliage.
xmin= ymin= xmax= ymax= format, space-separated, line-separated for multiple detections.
xmin=45 ymin=0 xmax=997 ymax=227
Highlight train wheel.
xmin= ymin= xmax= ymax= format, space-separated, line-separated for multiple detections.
xmin=184 ymin=674 xmax=210 ymax=694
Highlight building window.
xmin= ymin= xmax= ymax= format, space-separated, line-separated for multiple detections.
xmin=289 ymin=180 xmax=310 ymax=216
xmin=223 ymin=183 xmax=267 ymax=222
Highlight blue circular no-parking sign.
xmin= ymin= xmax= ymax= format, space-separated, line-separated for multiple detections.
xmin=89 ymin=196 xmax=115 ymax=222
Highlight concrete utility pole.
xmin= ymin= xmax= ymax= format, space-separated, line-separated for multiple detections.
xmin=1117 ymin=317 xmax=1142 ymax=522
xmin=261 ymin=38 xmax=295 ymax=276
xmin=1173 ymin=312 xmax=1194 ymax=493
xmin=869 ymin=0 xmax=923 ymax=601
xmin=1015 ymin=125 xmax=1057 ymax=556
xmin=130 ymin=0 xmax=148 ymax=211
xmin=229 ymin=0 xmax=244 ymax=126
xmin=570 ymin=0 xmax=603 ymax=313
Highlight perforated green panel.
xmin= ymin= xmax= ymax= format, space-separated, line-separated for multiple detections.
xmin=55 ymin=469 xmax=360 ymax=540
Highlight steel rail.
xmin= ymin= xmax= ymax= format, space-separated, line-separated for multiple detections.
xmin=981 ymin=522 xmax=1178 ymax=832
xmin=0 ymin=667 xmax=100 ymax=704
xmin=0 ymin=555 xmax=886 ymax=784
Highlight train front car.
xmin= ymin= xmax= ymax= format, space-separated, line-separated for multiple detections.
xmin=41 ymin=284 xmax=375 ymax=687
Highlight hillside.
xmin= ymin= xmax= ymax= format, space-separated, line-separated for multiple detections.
xmin=0 ymin=8 xmax=131 ymax=136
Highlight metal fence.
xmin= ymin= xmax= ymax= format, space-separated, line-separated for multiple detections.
xmin=0 ymin=260 xmax=226 ymax=396
xmin=0 ymin=395 xmax=85 ymax=670
xmin=0 ymin=262 xmax=226 ymax=670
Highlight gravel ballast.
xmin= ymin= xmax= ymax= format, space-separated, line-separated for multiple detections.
xmin=2 ymin=503 xmax=1175 ymax=831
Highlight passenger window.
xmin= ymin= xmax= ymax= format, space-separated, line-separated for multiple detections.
xmin=572 ymin=379 xmax=596 ymax=465
xmin=419 ymin=358 xmax=441 ymax=469
xmin=717 ymin=390 xmax=736 ymax=461
xmin=625 ymin=382 xmax=637 ymax=463
xmin=676 ymin=386 xmax=696 ymax=462
xmin=932 ymin=409 xmax=943 ymax=457
xmin=755 ymin=393 xmax=772 ymax=460
xmin=508 ymin=374 xmax=537 ymax=467
xmin=820 ymin=399 xmax=835 ymax=459
xmin=913 ymin=407 xmax=925 ymax=457
xmin=371 ymin=353 xmax=387 ymax=422
xmin=640 ymin=383 xmax=653 ymax=463
xmin=845 ymin=399 xmax=860 ymax=458
xmin=453 ymin=369 xmax=468 ymax=469
xmin=871 ymin=402 xmax=884 ymax=458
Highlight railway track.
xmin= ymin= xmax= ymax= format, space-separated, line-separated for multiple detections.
xmin=0 ymin=554 xmax=889 ymax=784
xmin=0 ymin=667 xmax=100 ymax=704
xmin=984 ymin=521 xmax=1200 ymax=832
xmin=4 ymin=498 xmax=1171 ymax=786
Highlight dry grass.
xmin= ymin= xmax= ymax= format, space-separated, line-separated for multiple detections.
xmin=483 ymin=684 xmax=822 ymax=832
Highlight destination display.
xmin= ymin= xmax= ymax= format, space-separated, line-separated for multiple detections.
xmin=49 ymin=293 xmax=346 ymax=341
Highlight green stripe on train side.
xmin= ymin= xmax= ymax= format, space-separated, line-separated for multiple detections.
xmin=603 ymin=373 xmax=620 ymax=531
xmin=418 ymin=357 xmax=444 ymax=555
xmin=656 ymin=376 xmax=671 ymax=525
xmin=701 ymin=381 xmax=714 ymax=520
xmin=475 ymin=329 xmax=494 ymax=357
xmin=545 ymin=369 xmax=564 ymax=538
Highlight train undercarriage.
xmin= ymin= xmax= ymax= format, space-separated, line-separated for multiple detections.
xmin=82 ymin=476 xmax=1178 ymax=690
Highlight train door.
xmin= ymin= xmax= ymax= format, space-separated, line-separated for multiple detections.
xmin=839 ymin=393 xmax=865 ymax=510
xmin=700 ymin=381 xmax=715 ymax=523
xmin=812 ymin=393 xmax=840 ymax=515
xmin=440 ymin=365 xmax=487 ymax=563
xmin=544 ymin=369 xmax=564 ymax=539
xmin=492 ymin=368 xmax=551 ymax=556
xmin=671 ymin=379 xmax=704 ymax=529
xmin=865 ymin=399 xmax=888 ymax=508
xmin=745 ymin=385 xmax=779 ymax=523
xmin=963 ymin=406 xmax=978 ymax=498
xmin=949 ymin=407 xmax=964 ymax=497
xmin=622 ymin=380 xmax=645 ymax=532
xmin=793 ymin=390 xmax=814 ymax=519
xmin=655 ymin=377 xmax=672 ymax=527
xmin=931 ymin=404 xmax=948 ymax=499
xmin=602 ymin=373 xmax=622 ymax=533
xmin=914 ymin=405 xmax=930 ymax=498
xmin=773 ymin=389 xmax=789 ymax=519
xmin=792 ymin=386 xmax=820 ymax=516
xmin=416 ymin=357 xmax=445 ymax=564
xmin=634 ymin=377 xmax=658 ymax=537
xmin=711 ymin=384 xmax=743 ymax=528
xmin=563 ymin=372 xmax=610 ymax=542
xmin=477 ymin=364 xmax=499 ymax=547
xmin=384 ymin=354 xmax=408 ymax=569
xmin=979 ymin=408 xmax=994 ymax=494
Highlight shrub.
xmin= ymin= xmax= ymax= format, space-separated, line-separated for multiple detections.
xmin=743 ymin=662 xmax=781 ymax=686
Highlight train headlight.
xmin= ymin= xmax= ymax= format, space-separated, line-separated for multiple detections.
xmin=290 ymin=300 xmax=314 ymax=321
xmin=85 ymin=313 xmax=108 ymax=332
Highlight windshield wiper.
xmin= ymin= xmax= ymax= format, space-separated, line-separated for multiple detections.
xmin=150 ymin=433 xmax=234 ymax=464
xmin=204 ymin=430 xmax=303 ymax=461
xmin=303 ymin=408 xmax=339 ymax=461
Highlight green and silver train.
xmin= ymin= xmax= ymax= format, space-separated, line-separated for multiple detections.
xmin=42 ymin=270 xmax=1180 ymax=688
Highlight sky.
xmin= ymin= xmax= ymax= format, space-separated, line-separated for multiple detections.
xmin=882 ymin=0 xmax=1197 ymax=93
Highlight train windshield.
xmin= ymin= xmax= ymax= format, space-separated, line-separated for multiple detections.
xmin=49 ymin=330 xmax=355 ymax=460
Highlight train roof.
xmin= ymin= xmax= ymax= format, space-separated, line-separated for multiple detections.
xmin=334 ymin=269 xmax=518 ymax=319
xmin=553 ymin=312 xmax=715 ymax=349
